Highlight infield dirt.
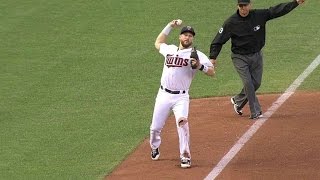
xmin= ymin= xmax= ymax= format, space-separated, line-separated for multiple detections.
xmin=107 ymin=91 xmax=320 ymax=180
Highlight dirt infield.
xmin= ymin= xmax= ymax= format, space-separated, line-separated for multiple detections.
xmin=106 ymin=92 xmax=320 ymax=180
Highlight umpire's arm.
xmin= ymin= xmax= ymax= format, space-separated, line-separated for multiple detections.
xmin=209 ymin=22 xmax=231 ymax=67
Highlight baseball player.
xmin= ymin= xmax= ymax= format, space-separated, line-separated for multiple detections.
xmin=149 ymin=19 xmax=214 ymax=168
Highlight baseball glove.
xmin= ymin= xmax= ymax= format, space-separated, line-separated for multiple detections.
xmin=190 ymin=47 xmax=199 ymax=69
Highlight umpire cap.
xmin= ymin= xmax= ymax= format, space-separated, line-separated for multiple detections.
xmin=180 ymin=26 xmax=195 ymax=36
xmin=238 ymin=0 xmax=250 ymax=4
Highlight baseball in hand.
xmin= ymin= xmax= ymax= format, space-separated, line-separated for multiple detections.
xmin=175 ymin=19 xmax=182 ymax=26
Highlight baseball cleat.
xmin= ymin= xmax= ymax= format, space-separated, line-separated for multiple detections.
xmin=180 ymin=157 xmax=191 ymax=168
xmin=151 ymin=148 xmax=160 ymax=160
xmin=231 ymin=97 xmax=243 ymax=116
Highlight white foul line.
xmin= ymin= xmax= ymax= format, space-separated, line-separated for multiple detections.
xmin=204 ymin=55 xmax=320 ymax=180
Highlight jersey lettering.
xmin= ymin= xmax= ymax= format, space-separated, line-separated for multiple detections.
xmin=165 ymin=54 xmax=189 ymax=68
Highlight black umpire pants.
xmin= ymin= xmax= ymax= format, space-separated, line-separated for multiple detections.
xmin=231 ymin=51 xmax=263 ymax=115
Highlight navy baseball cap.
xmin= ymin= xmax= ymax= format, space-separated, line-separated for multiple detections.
xmin=238 ymin=0 xmax=250 ymax=4
xmin=180 ymin=26 xmax=195 ymax=36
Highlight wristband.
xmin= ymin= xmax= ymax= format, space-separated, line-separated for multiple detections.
xmin=161 ymin=24 xmax=172 ymax=35
xmin=199 ymin=64 xmax=209 ymax=73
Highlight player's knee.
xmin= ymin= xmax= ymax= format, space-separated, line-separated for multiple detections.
xmin=150 ymin=129 xmax=160 ymax=135
xmin=178 ymin=118 xmax=188 ymax=127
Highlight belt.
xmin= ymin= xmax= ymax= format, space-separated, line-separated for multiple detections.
xmin=160 ymin=85 xmax=186 ymax=94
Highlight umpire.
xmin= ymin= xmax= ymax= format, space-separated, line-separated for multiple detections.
xmin=209 ymin=0 xmax=305 ymax=119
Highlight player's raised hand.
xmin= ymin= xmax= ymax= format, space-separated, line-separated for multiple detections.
xmin=296 ymin=0 xmax=305 ymax=4
xmin=169 ymin=19 xmax=183 ymax=28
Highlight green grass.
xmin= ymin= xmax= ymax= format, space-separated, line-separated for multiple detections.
xmin=0 ymin=0 xmax=319 ymax=179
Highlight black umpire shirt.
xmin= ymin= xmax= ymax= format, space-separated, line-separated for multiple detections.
xmin=209 ymin=0 xmax=299 ymax=59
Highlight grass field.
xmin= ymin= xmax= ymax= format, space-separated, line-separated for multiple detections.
xmin=0 ymin=0 xmax=319 ymax=179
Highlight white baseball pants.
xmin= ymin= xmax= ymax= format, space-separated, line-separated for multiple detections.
xmin=150 ymin=88 xmax=191 ymax=159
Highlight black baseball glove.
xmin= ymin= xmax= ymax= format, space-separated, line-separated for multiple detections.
xmin=190 ymin=47 xmax=199 ymax=69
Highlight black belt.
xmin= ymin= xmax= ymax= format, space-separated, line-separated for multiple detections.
xmin=160 ymin=85 xmax=186 ymax=94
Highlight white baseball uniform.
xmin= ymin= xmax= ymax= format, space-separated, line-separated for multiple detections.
xmin=150 ymin=43 xmax=213 ymax=159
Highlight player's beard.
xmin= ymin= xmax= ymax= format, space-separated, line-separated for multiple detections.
xmin=181 ymin=40 xmax=192 ymax=49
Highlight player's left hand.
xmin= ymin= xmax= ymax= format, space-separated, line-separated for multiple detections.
xmin=190 ymin=47 xmax=199 ymax=69
xmin=296 ymin=0 xmax=305 ymax=4
xmin=190 ymin=58 xmax=200 ymax=69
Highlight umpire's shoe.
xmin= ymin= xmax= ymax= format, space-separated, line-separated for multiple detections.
xmin=180 ymin=157 xmax=191 ymax=168
xmin=231 ymin=97 xmax=243 ymax=115
xmin=249 ymin=111 xmax=263 ymax=119
xmin=151 ymin=148 xmax=160 ymax=160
